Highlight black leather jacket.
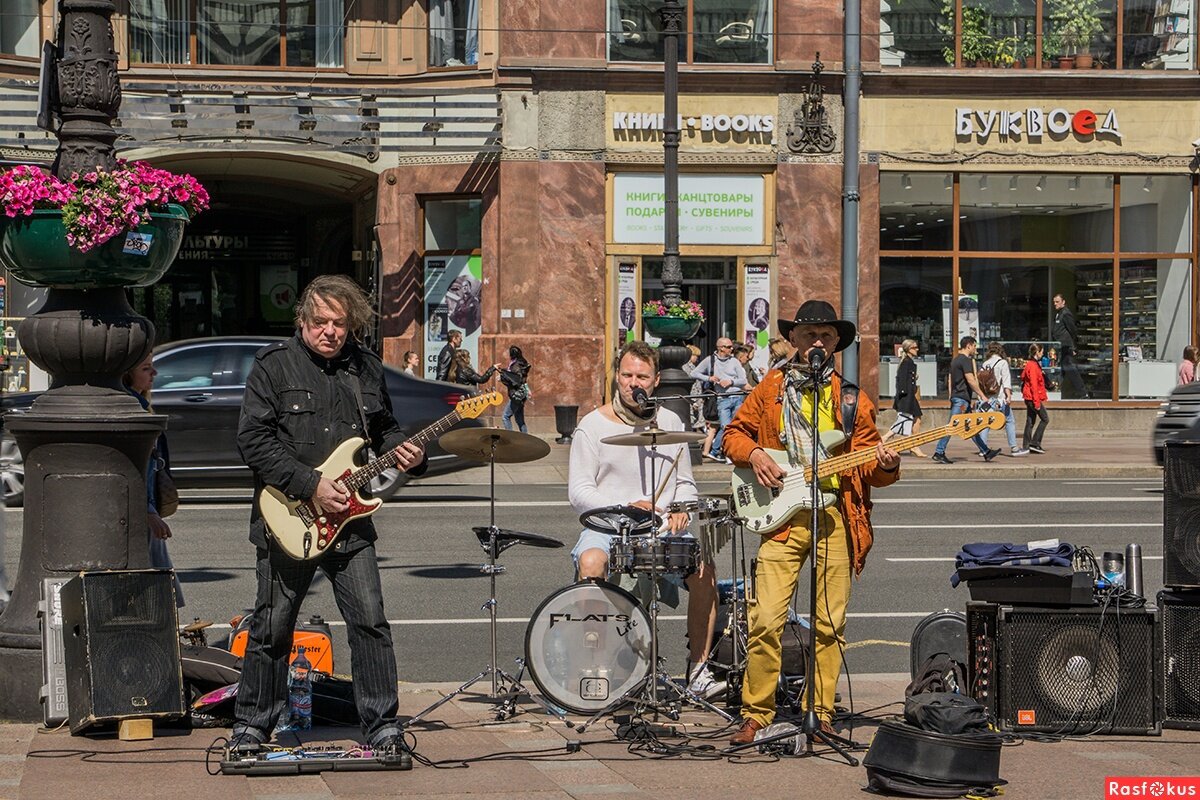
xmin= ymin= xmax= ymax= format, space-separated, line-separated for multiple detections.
xmin=237 ymin=334 xmax=425 ymax=549
xmin=435 ymin=343 xmax=456 ymax=382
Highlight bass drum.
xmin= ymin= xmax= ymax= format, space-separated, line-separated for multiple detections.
xmin=525 ymin=579 xmax=652 ymax=714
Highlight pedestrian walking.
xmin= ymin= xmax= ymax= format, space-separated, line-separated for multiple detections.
xmin=1021 ymin=342 xmax=1050 ymax=454
xmin=451 ymin=348 xmax=499 ymax=386
xmin=932 ymin=336 xmax=1001 ymax=464
xmin=883 ymin=338 xmax=928 ymax=457
xmin=979 ymin=342 xmax=1028 ymax=456
xmin=500 ymin=345 xmax=532 ymax=433
xmin=435 ymin=330 xmax=462 ymax=382
xmin=691 ymin=337 xmax=749 ymax=463
xmin=1178 ymin=345 xmax=1198 ymax=385
xmin=402 ymin=350 xmax=419 ymax=376
xmin=735 ymin=343 xmax=762 ymax=389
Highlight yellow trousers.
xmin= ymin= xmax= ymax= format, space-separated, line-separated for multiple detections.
xmin=740 ymin=507 xmax=852 ymax=726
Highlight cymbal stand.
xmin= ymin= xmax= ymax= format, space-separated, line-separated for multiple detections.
xmin=407 ymin=437 xmax=568 ymax=727
xmin=713 ymin=509 xmax=749 ymax=697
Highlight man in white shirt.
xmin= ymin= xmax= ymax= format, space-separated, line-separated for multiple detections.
xmin=568 ymin=341 xmax=722 ymax=698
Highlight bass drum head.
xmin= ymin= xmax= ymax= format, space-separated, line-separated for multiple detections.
xmin=524 ymin=579 xmax=652 ymax=714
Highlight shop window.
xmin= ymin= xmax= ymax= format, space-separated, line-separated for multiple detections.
xmin=129 ymin=0 xmax=345 ymax=68
xmin=0 ymin=0 xmax=40 ymax=58
xmin=879 ymin=257 xmax=952 ymax=398
xmin=880 ymin=172 xmax=953 ymax=252
xmin=882 ymin=0 xmax=1192 ymax=70
xmin=608 ymin=0 xmax=771 ymax=64
xmin=1119 ymin=259 xmax=1191 ymax=396
xmin=959 ymin=173 xmax=1113 ymax=252
xmin=1120 ymin=175 xmax=1193 ymax=252
xmin=429 ymin=0 xmax=479 ymax=67
xmin=424 ymin=198 xmax=482 ymax=252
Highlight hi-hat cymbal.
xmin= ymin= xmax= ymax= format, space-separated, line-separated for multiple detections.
xmin=439 ymin=427 xmax=551 ymax=464
xmin=601 ymin=428 xmax=706 ymax=447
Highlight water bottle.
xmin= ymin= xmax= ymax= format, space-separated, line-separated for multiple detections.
xmin=288 ymin=646 xmax=313 ymax=730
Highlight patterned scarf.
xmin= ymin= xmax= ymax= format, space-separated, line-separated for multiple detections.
xmin=612 ymin=394 xmax=657 ymax=427
xmin=780 ymin=361 xmax=835 ymax=468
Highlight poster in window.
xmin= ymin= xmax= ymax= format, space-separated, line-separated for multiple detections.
xmin=424 ymin=254 xmax=483 ymax=379
xmin=943 ymin=293 xmax=979 ymax=347
xmin=743 ymin=264 xmax=771 ymax=372
xmin=259 ymin=265 xmax=297 ymax=324
xmin=617 ymin=263 xmax=638 ymax=344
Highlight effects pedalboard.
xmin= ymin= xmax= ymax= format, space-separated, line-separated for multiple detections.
xmin=219 ymin=743 xmax=413 ymax=776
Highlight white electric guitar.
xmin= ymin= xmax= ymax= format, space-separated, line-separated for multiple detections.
xmin=730 ymin=412 xmax=1005 ymax=533
xmin=260 ymin=391 xmax=503 ymax=560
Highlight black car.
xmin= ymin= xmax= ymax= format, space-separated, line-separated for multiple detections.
xmin=1 ymin=336 xmax=485 ymax=506
xmin=1152 ymin=381 xmax=1200 ymax=466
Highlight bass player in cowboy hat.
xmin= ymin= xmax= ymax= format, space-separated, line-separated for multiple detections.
xmin=722 ymin=300 xmax=901 ymax=745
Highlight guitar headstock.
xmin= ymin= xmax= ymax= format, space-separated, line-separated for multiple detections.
xmin=457 ymin=391 xmax=504 ymax=419
xmin=948 ymin=411 xmax=1006 ymax=437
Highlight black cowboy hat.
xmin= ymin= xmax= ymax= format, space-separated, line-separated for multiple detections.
xmin=778 ymin=300 xmax=857 ymax=352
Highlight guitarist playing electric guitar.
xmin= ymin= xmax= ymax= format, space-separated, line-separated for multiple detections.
xmin=723 ymin=300 xmax=901 ymax=747
xmin=228 ymin=275 xmax=422 ymax=765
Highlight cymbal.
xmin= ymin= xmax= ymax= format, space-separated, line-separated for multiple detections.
xmin=181 ymin=619 xmax=213 ymax=633
xmin=439 ymin=427 xmax=551 ymax=464
xmin=472 ymin=526 xmax=564 ymax=549
xmin=601 ymin=428 xmax=706 ymax=447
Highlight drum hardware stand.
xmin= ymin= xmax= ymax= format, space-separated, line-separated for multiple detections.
xmin=408 ymin=435 xmax=567 ymax=727
xmin=730 ymin=361 xmax=859 ymax=764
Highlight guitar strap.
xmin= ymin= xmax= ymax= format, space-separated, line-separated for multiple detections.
xmin=346 ymin=367 xmax=372 ymax=459
xmin=839 ymin=378 xmax=860 ymax=441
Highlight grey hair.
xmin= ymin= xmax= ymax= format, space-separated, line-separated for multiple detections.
xmin=294 ymin=275 xmax=376 ymax=340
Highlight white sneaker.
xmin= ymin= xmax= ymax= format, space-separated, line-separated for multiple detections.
xmin=687 ymin=663 xmax=727 ymax=700
xmin=1011 ymin=448 xmax=1029 ymax=456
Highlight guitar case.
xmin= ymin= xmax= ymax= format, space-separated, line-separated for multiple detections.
xmin=863 ymin=719 xmax=1005 ymax=798
xmin=909 ymin=610 xmax=967 ymax=680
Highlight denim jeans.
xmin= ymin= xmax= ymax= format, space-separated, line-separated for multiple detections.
xmin=502 ymin=400 xmax=527 ymax=433
xmin=934 ymin=396 xmax=989 ymax=456
xmin=980 ymin=402 xmax=1018 ymax=450
xmin=710 ymin=394 xmax=744 ymax=457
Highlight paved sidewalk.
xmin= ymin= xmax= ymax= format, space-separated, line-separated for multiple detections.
xmin=3 ymin=673 xmax=1196 ymax=799
xmin=430 ymin=430 xmax=1162 ymax=487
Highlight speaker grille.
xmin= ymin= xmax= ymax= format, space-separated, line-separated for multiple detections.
xmin=1164 ymin=441 xmax=1200 ymax=588
xmin=1161 ymin=591 xmax=1200 ymax=728
xmin=997 ymin=606 xmax=1159 ymax=735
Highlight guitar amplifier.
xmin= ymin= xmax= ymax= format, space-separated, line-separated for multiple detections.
xmin=967 ymin=602 xmax=1160 ymax=735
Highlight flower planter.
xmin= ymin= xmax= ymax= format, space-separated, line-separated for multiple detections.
xmin=1074 ymin=53 xmax=1094 ymax=68
xmin=0 ymin=204 xmax=189 ymax=288
xmin=642 ymin=315 xmax=702 ymax=340
xmin=1058 ymin=57 xmax=1074 ymax=69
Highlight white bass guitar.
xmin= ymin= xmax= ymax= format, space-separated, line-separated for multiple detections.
xmin=730 ymin=411 xmax=1005 ymax=533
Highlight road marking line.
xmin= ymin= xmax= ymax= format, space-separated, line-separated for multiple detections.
xmin=886 ymin=556 xmax=1163 ymax=562
xmin=200 ymin=611 xmax=933 ymax=629
xmin=874 ymin=497 xmax=1159 ymax=504
xmin=875 ymin=523 xmax=1160 ymax=529
xmin=846 ymin=639 xmax=909 ymax=650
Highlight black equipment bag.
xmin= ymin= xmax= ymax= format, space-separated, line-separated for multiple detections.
xmin=909 ymin=611 xmax=967 ymax=680
xmin=863 ymin=719 xmax=1005 ymax=798
xmin=906 ymin=652 xmax=968 ymax=697
xmin=904 ymin=691 xmax=991 ymax=736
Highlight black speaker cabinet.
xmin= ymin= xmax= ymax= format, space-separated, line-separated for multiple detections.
xmin=966 ymin=602 xmax=1160 ymax=736
xmin=1159 ymin=589 xmax=1200 ymax=730
xmin=1163 ymin=440 xmax=1200 ymax=589
xmin=60 ymin=570 xmax=185 ymax=733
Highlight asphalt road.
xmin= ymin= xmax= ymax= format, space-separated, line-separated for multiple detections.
xmin=0 ymin=476 xmax=1166 ymax=688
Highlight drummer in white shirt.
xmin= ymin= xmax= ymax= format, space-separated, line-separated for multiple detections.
xmin=567 ymin=340 xmax=723 ymax=699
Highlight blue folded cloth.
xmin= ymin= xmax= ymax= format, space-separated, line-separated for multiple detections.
xmin=951 ymin=541 xmax=1075 ymax=587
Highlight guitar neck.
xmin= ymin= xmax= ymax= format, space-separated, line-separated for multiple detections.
xmin=807 ymin=425 xmax=953 ymax=482
xmin=342 ymin=411 xmax=463 ymax=492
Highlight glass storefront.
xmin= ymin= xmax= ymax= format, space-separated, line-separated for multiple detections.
xmin=880 ymin=171 xmax=1195 ymax=401
xmin=607 ymin=0 xmax=772 ymax=63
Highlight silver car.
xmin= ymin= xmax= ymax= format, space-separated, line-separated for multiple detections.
xmin=1153 ymin=382 xmax=1200 ymax=465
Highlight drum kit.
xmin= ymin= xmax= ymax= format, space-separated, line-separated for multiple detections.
xmin=410 ymin=422 xmax=753 ymax=730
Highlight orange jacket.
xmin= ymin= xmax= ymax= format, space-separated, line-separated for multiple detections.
xmin=722 ymin=369 xmax=899 ymax=575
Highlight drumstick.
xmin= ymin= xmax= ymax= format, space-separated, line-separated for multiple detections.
xmin=652 ymin=448 xmax=685 ymax=510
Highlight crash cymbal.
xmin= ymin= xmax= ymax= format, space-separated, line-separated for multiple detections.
xmin=439 ymin=427 xmax=551 ymax=464
xmin=182 ymin=619 xmax=213 ymax=633
xmin=601 ymin=428 xmax=706 ymax=447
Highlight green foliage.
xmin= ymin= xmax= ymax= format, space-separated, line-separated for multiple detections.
xmin=1047 ymin=0 xmax=1104 ymax=54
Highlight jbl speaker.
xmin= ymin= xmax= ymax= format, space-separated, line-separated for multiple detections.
xmin=1163 ymin=440 xmax=1200 ymax=588
xmin=966 ymin=602 xmax=1160 ymax=735
xmin=1159 ymin=589 xmax=1200 ymax=730
xmin=60 ymin=570 xmax=185 ymax=733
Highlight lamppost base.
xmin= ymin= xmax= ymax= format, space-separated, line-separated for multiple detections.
xmin=0 ymin=645 xmax=42 ymax=721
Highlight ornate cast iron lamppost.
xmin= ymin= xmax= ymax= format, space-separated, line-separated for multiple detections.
xmin=641 ymin=0 xmax=695 ymax=427
xmin=0 ymin=0 xmax=175 ymax=721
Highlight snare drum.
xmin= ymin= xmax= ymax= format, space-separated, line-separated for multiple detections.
xmin=609 ymin=536 xmax=699 ymax=576
xmin=524 ymin=580 xmax=652 ymax=714
xmin=668 ymin=498 xmax=732 ymax=561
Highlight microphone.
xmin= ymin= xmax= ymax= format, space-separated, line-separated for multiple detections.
xmin=807 ymin=346 xmax=827 ymax=370
xmin=631 ymin=386 xmax=651 ymax=411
